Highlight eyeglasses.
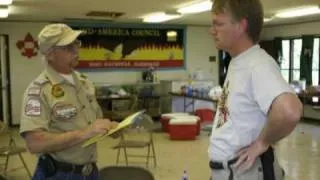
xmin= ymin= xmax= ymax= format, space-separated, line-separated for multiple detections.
xmin=73 ymin=40 xmax=82 ymax=47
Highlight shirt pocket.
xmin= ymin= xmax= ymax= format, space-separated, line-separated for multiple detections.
xmin=86 ymin=90 xmax=102 ymax=118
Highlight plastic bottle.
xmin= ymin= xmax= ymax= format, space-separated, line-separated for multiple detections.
xmin=153 ymin=67 xmax=158 ymax=82
xmin=182 ymin=170 xmax=188 ymax=180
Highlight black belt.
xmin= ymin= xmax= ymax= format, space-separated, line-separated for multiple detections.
xmin=209 ymin=158 xmax=238 ymax=180
xmin=39 ymin=154 xmax=96 ymax=176
xmin=209 ymin=147 xmax=279 ymax=180
xmin=209 ymin=157 xmax=238 ymax=170
xmin=53 ymin=159 xmax=96 ymax=176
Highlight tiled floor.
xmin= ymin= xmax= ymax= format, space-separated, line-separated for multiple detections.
xmin=1 ymin=120 xmax=320 ymax=180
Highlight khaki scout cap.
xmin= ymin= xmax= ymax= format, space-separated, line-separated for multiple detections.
xmin=38 ymin=23 xmax=83 ymax=54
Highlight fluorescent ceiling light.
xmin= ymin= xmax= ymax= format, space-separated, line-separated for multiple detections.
xmin=0 ymin=0 xmax=13 ymax=5
xmin=177 ymin=0 xmax=213 ymax=14
xmin=0 ymin=6 xmax=8 ymax=18
xmin=143 ymin=12 xmax=181 ymax=23
xmin=167 ymin=31 xmax=177 ymax=37
xmin=275 ymin=6 xmax=320 ymax=18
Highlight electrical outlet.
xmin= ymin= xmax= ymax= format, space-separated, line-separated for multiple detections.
xmin=209 ymin=56 xmax=216 ymax=62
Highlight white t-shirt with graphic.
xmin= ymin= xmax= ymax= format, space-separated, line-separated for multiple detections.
xmin=208 ymin=45 xmax=294 ymax=161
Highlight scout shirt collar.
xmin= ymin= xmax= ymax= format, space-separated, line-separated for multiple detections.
xmin=45 ymin=65 xmax=67 ymax=85
xmin=45 ymin=65 xmax=87 ymax=92
xmin=72 ymin=71 xmax=87 ymax=91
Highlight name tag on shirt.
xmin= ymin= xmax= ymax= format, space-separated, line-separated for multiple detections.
xmin=53 ymin=103 xmax=78 ymax=121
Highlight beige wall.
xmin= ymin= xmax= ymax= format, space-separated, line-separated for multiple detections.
xmin=0 ymin=22 xmax=218 ymax=125
xmin=261 ymin=21 xmax=320 ymax=40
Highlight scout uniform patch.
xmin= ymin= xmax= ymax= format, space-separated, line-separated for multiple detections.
xmin=24 ymin=98 xmax=41 ymax=116
xmin=53 ymin=103 xmax=78 ymax=121
xmin=33 ymin=77 xmax=49 ymax=86
xmin=27 ymin=86 xmax=41 ymax=96
xmin=52 ymin=84 xmax=64 ymax=98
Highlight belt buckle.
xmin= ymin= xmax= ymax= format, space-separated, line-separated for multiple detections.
xmin=81 ymin=164 xmax=93 ymax=176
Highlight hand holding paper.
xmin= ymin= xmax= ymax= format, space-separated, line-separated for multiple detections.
xmin=82 ymin=118 xmax=114 ymax=140
xmin=82 ymin=110 xmax=145 ymax=147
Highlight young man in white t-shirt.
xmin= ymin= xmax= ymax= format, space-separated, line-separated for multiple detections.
xmin=208 ymin=0 xmax=303 ymax=180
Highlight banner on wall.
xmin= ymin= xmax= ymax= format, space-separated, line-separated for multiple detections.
xmin=71 ymin=25 xmax=186 ymax=69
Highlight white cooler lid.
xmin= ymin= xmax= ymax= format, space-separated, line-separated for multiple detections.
xmin=169 ymin=116 xmax=199 ymax=125
xmin=169 ymin=115 xmax=200 ymax=120
xmin=161 ymin=113 xmax=190 ymax=118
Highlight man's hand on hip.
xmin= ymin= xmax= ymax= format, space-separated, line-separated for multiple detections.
xmin=234 ymin=139 xmax=269 ymax=173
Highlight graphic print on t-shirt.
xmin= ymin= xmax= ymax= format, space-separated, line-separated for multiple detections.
xmin=216 ymin=81 xmax=230 ymax=129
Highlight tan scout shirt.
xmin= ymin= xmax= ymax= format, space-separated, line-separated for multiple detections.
xmin=20 ymin=66 xmax=103 ymax=165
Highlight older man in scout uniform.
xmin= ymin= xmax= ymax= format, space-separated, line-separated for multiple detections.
xmin=20 ymin=23 xmax=117 ymax=180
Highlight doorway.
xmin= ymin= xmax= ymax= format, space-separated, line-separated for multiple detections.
xmin=0 ymin=35 xmax=12 ymax=126
xmin=218 ymin=50 xmax=231 ymax=87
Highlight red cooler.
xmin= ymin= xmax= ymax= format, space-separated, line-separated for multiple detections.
xmin=168 ymin=117 xmax=198 ymax=140
xmin=160 ymin=113 xmax=190 ymax=133
xmin=195 ymin=108 xmax=215 ymax=122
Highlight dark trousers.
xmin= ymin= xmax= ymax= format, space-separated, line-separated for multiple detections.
xmin=32 ymin=157 xmax=99 ymax=180
xmin=210 ymin=147 xmax=284 ymax=180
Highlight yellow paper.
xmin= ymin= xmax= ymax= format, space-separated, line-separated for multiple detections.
xmin=82 ymin=110 xmax=145 ymax=147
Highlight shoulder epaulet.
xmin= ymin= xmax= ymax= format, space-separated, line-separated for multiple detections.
xmin=80 ymin=73 xmax=87 ymax=79
xmin=75 ymin=71 xmax=88 ymax=81
xmin=33 ymin=75 xmax=50 ymax=86
xmin=27 ymin=74 xmax=50 ymax=96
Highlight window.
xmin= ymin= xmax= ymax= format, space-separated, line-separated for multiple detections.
xmin=292 ymin=39 xmax=302 ymax=81
xmin=280 ymin=37 xmax=319 ymax=85
xmin=280 ymin=39 xmax=302 ymax=82
xmin=312 ymin=38 xmax=319 ymax=86
xmin=281 ymin=40 xmax=290 ymax=82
